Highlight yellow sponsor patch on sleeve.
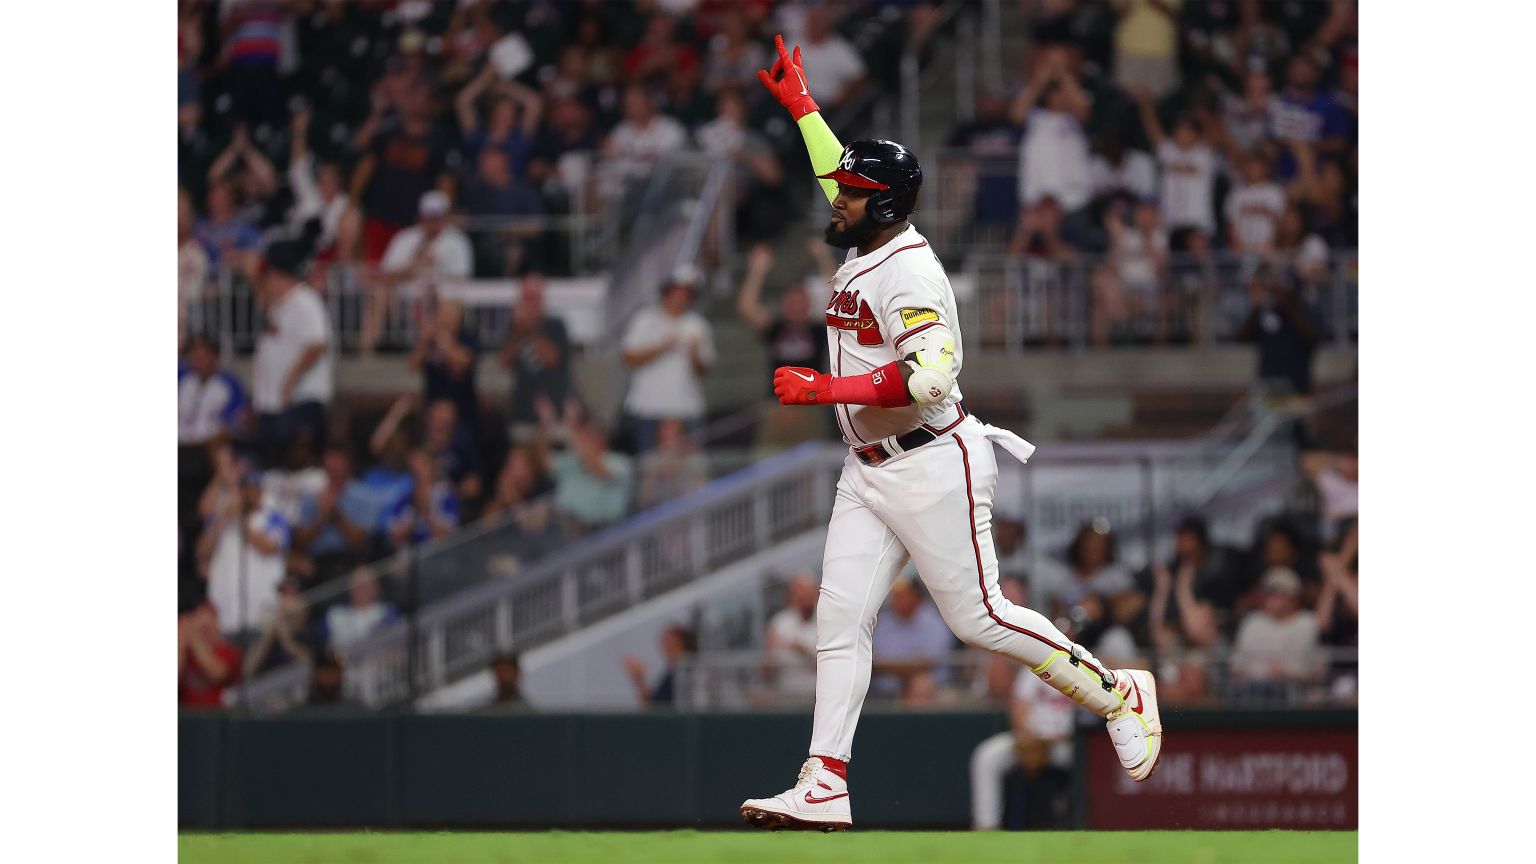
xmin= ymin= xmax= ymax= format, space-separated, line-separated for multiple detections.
xmin=899 ymin=307 xmax=940 ymax=327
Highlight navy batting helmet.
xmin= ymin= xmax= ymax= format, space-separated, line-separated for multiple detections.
xmin=817 ymin=139 xmax=923 ymax=225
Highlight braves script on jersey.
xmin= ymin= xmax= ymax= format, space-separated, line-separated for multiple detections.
xmin=822 ymin=224 xmax=964 ymax=444
xmin=801 ymin=222 xmax=1143 ymax=772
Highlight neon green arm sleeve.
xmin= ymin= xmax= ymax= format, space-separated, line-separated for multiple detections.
xmin=795 ymin=111 xmax=844 ymax=207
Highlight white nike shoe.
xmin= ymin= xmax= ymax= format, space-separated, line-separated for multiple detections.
xmin=1106 ymin=668 xmax=1164 ymax=782
xmin=740 ymin=757 xmax=853 ymax=831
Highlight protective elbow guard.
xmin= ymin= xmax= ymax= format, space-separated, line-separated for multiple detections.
xmin=901 ymin=323 xmax=958 ymax=406
xmin=905 ymin=360 xmax=954 ymax=406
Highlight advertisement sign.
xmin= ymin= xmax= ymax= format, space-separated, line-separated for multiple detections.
xmin=1084 ymin=726 xmax=1357 ymax=829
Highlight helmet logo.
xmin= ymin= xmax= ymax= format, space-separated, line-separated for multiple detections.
xmin=838 ymin=149 xmax=856 ymax=172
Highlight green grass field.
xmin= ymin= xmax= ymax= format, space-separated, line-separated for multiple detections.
xmin=179 ymin=830 xmax=1357 ymax=864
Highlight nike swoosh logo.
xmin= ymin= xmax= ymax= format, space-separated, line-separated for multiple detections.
xmin=1128 ymin=677 xmax=1144 ymax=715
xmin=804 ymin=790 xmax=849 ymax=804
xmin=788 ymin=370 xmax=815 ymax=382
xmin=796 ymin=71 xmax=808 ymax=96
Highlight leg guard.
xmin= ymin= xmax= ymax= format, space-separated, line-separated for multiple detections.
xmin=1030 ymin=646 xmax=1125 ymax=718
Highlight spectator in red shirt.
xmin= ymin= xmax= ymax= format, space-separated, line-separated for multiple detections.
xmin=178 ymin=603 xmax=241 ymax=709
xmin=349 ymin=82 xmax=453 ymax=262
xmin=624 ymin=13 xmax=700 ymax=87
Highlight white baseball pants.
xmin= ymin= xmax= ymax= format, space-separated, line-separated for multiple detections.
xmin=808 ymin=416 xmax=1114 ymax=763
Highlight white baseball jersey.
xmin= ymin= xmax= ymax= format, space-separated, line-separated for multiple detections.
xmin=803 ymin=224 xmax=1126 ymax=767
xmin=821 ymin=224 xmax=964 ymax=444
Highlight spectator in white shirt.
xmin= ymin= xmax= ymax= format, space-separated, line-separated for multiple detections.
xmin=1224 ymin=152 xmax=1286 ymax=256
xmin=765 ymin=570 xmax=820 ymax=700
xmin=285 ymin=108 xmax=356 ymax=261
xmin=199 ymin=466 xmax=292 ymax=635
xmin=970 ymin=666 xmax=1078 ymax=830
xmin=365 ymin=190 xmax=474 ymax=352
xmin=1010 ymin=50 xmax=1093 ymax=214
xmin=603 ymin=84 xmax=689 ymax=194
xmin=1230 ymin=566 xmax=1322 ymax=684
xmin=1091 ymin=198 xmax=1168 ymax=345
xmin=324 ymin=567 xmax=399 ymax=656
xmin=252 ymin=238 xmax=334 ymax=464
xmin=1301 ymin=450 xmax=1358 ymax=541
xmin=180 ymin=339 xmax=249 ymax=558
xmin=694 ymin=87 xmax=749 ymax=159
xmin=794 ymin=6 xmax=867 ymax=111
xmin=179 ymin=335 xmax=248 ymax=446
xmin=621 ymin=266 xmax=716 ymax=454
xmin=261 ymin=434 xmax=327 ymax=531
xmin=179 ymin=188 xmax=211 ymax=342
xmin=1136 ymin=90 xmax=1217 ymax=243
xmin=1089 ymin=135 xmax=1158 ymax=213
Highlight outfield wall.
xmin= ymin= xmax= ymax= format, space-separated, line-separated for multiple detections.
xmin=179 ymin=708 xmax=1355 ymax=830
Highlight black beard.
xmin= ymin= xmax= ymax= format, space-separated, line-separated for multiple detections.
xmin=824 ymin=214 xmax=882 ymax=249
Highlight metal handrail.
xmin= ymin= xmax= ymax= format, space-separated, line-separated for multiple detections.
xmin=1190 ymin=382 xmax=1358 ymax=507
xmin=234 ymin=429 xmax=1327 ymax=713
xmin=954 ymin=248 xmax=1358 ymax=353
xmin=233 ymin=441 xmax=846 ymax=712
xmin=674 ymin=645 xmax=1360 ymax=711
xmin=287 ymin=487 xmax=561 ymax=615
xmin=599 ymin=152 xmax=716 ymax=345
xmin=672 ymin=156 xmax=732 ymax=285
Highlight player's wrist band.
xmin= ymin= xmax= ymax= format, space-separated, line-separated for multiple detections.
xmin=828 ymin=361 xmax=909 ymax=408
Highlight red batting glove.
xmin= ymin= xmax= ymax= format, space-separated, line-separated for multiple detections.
xmin=756 ymin=35 xmax=820 ymax=121
xmin=774 ymin=366 xmax=834 ymax=406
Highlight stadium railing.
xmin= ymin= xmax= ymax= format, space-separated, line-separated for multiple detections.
xmin=233 ymin=425 xmax=1308 ymax=714
xmin=232 ymin=441 xmax=845 ymax=713
xmin=953 ymin=248 xmax=1358 ymax=352
xmin=181 ymin=150 xmax=737 ymax=355
xmin=672 ymin=646 xmax=1360 ymax=712
xmin=181 ymin=145 xmax=1358 ymax=360
xmin=923 ymin=150 xmax=1358 ymax=350
xmin=186 ymin=244 xmax=1357 ymax=360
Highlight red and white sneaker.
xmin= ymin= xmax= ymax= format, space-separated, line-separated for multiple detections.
xmin=1106 ymin=668 xmax=1164 ymax=781
xmin=740 ymin=757 xmax=853 ymax=831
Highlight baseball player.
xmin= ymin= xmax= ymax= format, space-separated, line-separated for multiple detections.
xmin=739 ymin=37 xmax=1163 ymax=832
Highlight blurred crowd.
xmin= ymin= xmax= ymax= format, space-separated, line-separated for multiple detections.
xmin=177 ymin=0 xmax=929 ymax=342
xmin=616 ymin=437 xmax=1358 ymax=716
xmin=945 ymin=0 xmax=1356 ymax=348
xmin=177 ymin=0 xmax=931 ymax=708
xmin=178 ymin=257 xmax=722 ymax=709
xmin=178 ymin=0 xmax=1359 ymax=710
xmin=739 ymin=444 xmax=1359 ymax=828
xmin=735 ymin=444 xmax=1359 ymax=717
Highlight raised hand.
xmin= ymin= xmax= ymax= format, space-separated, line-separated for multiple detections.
xmin=756 ymin=35 xmax=820 ymax=121
xmin=747 ymin=243 xmax=775 ymax=274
